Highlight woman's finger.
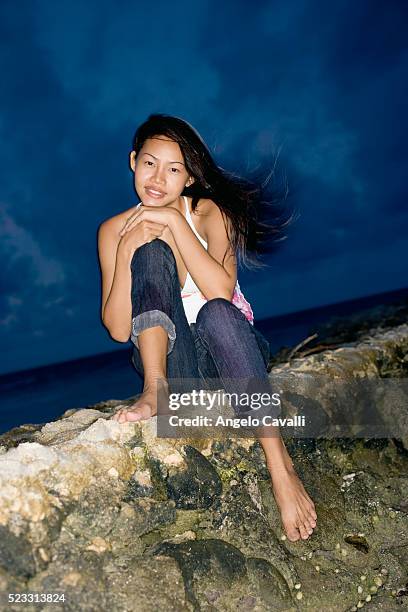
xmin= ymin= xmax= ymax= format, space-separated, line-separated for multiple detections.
xmin=122 ymin=205 xmax=147 ymax=230
xmin=149 ymin=222 xmax=167 ymax=233
xmin=121 ymin=219 xmax=166 ymax=236
xmin=120 ymin=209 xmax=151 ymax=234
xmin=120 ymin=210 xmax=142 ymax=235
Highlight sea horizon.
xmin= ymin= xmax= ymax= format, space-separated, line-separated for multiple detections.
xmin=1 ymin=285 xmax=407 ymax=436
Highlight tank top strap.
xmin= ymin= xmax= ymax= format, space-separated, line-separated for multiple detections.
xmin=183 ymin=196 xmax=207 ymax=248
xmin=183 ymin=195 xmax=189 ymax=217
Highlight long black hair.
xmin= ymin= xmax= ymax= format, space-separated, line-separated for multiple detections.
xmin=132 ymin=113 xmax=297 ymax=270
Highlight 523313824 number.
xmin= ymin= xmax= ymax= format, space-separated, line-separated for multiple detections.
xmin=7 ymin=593 xmax=66 ymax=604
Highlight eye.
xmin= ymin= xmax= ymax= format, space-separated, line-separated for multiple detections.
xmin=144 ymin=160 xmax=154 ymax=166
xmin=170 ymin=167 xmax=181 ymax=173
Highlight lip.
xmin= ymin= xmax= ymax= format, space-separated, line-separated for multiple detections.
xmin=145 ymin=187 xmax=166 ymax=198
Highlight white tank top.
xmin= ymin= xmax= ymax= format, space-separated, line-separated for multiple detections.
xmin=180 ymin=196 xmax=254 ymax=326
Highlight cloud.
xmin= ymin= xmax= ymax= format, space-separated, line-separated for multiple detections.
xmin=0 ymin=203 xmax=66 ymax=287
xmin=0 ymin=0 xmax=407 ymax=373
xmin=0 ymin=203 xmax=66 ymax=342
xmin=31 ymin=0 xmax=221 ymax=130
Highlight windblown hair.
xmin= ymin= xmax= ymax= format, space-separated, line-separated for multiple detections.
xmin=132 ymin=113 xmax=297 ymax=269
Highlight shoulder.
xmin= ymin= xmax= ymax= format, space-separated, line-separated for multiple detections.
xmin=195 ymin=198 xmax=226 ymax=226
xmin=198 ymin=198 xmax=232 ymax=236
xmin=195 ymin=198 xmax=219 ymax=216
xmin=98 ymin=204 xmax=139 ymax=238
xmin=97 ymin=205 xmax=139 ymax=259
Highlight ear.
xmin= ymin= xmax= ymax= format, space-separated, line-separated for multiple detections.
xmin=186 ymin=176 xmax=195 ymax=187
xmin=129 ymin=151 xmax=137 ymax=172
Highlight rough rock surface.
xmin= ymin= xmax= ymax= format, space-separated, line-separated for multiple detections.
xmin=0 ymin=324 xmax=407 ymax=611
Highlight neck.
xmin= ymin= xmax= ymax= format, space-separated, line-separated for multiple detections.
xmin=169 ymin=195 xmax=185 ymax=215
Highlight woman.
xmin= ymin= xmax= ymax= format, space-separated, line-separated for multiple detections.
xmin=97 ymin=114 xmax=317 ymax=542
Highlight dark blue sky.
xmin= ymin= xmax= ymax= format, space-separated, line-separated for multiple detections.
xmin=1 ymin=0 xmax=407 ymax=375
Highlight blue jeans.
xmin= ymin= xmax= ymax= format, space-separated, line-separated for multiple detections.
xmin=130 ymin=239 xmax=278 ymax=419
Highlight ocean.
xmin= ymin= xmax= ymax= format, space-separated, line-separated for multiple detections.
xmin=1 ymin=287 xmax=407 ymax=435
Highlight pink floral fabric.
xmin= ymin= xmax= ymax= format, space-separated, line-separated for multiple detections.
xmin=232 ymin=283 xmax=254 ymax=325
xmin=181 ymin=283 xmax=254 ymax=326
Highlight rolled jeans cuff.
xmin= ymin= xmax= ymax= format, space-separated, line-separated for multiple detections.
xmin=131 ymin=310 xmax=176 ymax=355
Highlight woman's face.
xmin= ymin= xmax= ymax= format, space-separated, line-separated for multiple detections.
xmin=130 ymin=136 xmax=194 ymax=206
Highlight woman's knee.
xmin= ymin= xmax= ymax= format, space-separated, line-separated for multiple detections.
xmin=130 ymin=238 xmax=176 ymax=270
xmin=196 ymin=298 xmax=243 ymax=334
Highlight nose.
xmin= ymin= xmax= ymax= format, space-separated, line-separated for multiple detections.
xmin=151 ymin=165 xmax=166 ymax=185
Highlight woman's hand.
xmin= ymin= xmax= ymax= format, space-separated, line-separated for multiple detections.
xmin=117 ymin=205 xmax=179 ymax=258
xmin=118 ymin=217 xmax=167 ymax=257
xmin=119 ymin=205 xmax=177 ymax=237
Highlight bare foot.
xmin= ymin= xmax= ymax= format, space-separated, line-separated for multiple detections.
xmin=111 ymin=378 xmax=169 ymax=423
xmin=268 ymin=459 xmax=317 ymax=542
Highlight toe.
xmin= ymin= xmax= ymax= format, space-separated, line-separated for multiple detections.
xmin=287 ymin=528 xmax=301 ymax=542
xmin=308 ymin=514 xmax=317 ymax=528
xmin=300 ymin=498 xmax=317 ymax=525
xmin=302 ymin=507 xmax=316 ymax=529
xmin=300 ymin=511 xmax=314 ymax=535
xmin=125 ymin=402 xmax=152 ymax=422
xmin=309 ymin=503 xmax=317 ymax=520
xmin=126 ymin=411 xmax=144 ymax=422
xmin=283 ymin=519 xmax=301 ymax=542
xmin=298 ymin=518 xmax=311 ymax=540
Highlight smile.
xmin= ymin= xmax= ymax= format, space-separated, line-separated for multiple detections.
xmin=145 ymin=187 xmax=166 ymax=198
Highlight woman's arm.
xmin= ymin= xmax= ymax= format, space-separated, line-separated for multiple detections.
xmin=168 ymin=203 xmax=237 ymax=300
xmin=98 ymin=220 xmax=133 ymax=342
xmin=98 ymin=213 xmax=168 ymax=342
xmin=120 ymin=204 xmax=237 ymax=300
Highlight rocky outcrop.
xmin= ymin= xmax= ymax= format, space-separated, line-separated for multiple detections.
xmin=0 ymin=324 xmax=407 ymax=611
